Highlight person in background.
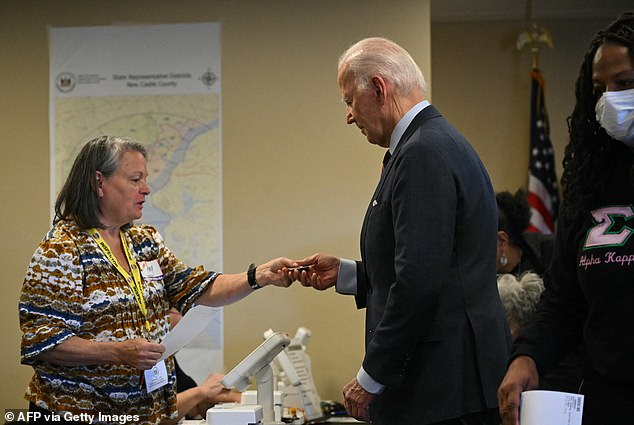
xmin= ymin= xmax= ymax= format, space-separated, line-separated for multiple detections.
xmin=496 ymin=273 xmax=545 ymax=341
xmin=294 ymin=37 xmax=510 ymax=425
xmin=496 ymin=189 xmax=554 ymax=276
xmin=172 ymin=369 xmax=240 ymax=423
xmin=19 ymin=136 xmax=297 ymax=425
xmin=497 ymin=12 xmax=634 ymax=425
xmin=497 ymin=273 xmax=583 ymax=394
xmin=168 ymin=308 xmax=241 ymax=423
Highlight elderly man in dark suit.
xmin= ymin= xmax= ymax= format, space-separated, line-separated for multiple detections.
xmin=294 ymin=37 xmax=510 ymax=425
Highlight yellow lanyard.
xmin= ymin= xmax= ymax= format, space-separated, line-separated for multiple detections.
xmin=89 ymin=228 xmax=151 ymax=331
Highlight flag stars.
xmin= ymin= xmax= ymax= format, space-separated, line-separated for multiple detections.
xmin=532 ymin=147 xmax=554 ymax=158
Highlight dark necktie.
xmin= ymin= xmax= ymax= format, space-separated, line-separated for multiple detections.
xmin=382 ymin=150 xmax=392 ymax=175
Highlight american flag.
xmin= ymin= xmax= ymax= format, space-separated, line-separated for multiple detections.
xmin=527 ymin=69 xmax=559 ymax=234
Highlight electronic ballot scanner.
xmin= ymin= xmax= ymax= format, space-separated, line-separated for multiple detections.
xmin=262 ymin=327 xmax=324 ymax=424
xmin=205 ymin=328 xmax=325 ymax=425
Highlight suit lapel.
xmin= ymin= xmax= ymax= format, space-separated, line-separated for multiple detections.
xmin=373 ymin=105 xmax=441 ymax=198
xmin=360 ymin=105 xmax=442 ymax=262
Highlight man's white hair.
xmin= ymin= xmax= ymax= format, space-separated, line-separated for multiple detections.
xmin=338 ymin=37 xmax=427 ymax=97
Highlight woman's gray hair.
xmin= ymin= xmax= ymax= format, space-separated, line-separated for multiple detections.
xmin=338 ymin=37 xmax=428 ymax=97
xmin=497 ymin=272 xmax=545 ymax=335
xmin=54 ymin=135 xmax=147 ymax=229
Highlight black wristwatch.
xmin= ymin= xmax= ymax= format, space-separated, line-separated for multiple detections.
xmin=247 ymin=263 xmax=261 ymax=290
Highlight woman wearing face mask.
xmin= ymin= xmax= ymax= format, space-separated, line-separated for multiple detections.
xmin=497 ymin=12 xmax=634 ymax=425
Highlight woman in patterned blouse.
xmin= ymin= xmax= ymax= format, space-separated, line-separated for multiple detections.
xmin=19 ymin=135 xmax=297 ymax=424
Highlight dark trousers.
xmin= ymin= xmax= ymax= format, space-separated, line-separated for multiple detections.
xmin=580 ymin=378 xmax=634 ymax=425
xmin=430 ymin=408 xmax=500 ymax=425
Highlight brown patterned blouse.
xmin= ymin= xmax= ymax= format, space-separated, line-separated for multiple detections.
xmin=19 ymin=220 xmax=219 ymax=424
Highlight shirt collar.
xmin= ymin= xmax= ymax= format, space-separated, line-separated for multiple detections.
xmin=389 ymin=100 xmax=430 ymax=154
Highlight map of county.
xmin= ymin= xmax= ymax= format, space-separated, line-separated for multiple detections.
xmin=53 ymin=94 xmax=221 ymax=271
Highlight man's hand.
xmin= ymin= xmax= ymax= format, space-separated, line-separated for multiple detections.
xmin=498 ymin=356 xmax=539 ymax=425
xmin=291 ymin=253 xmax=340 ymax=291
xmin=343 ymin=378 xmax=376 ymax=423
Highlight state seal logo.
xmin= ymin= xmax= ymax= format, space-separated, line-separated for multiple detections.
xmin=56 ymin=72 xmax=76 ymax=93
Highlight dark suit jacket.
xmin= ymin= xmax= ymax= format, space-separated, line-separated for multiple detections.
xmin=355 ymin=105 xmax=511 ymax=424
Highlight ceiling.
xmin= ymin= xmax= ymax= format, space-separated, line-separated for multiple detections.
xmin=431 ymin=0 xmax=632 ymax=22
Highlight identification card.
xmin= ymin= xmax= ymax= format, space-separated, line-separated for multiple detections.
xmin=144 ymin=360 xmax=169 ymax=393
xmin=139 ymin=260 xmax=163 ymax=281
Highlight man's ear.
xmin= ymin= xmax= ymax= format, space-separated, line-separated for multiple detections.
xmin=371 ymin=76 xmax=388 ymax=103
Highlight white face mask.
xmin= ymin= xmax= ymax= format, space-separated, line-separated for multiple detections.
xmin=595 ymin=88 xmax=634 ymax=147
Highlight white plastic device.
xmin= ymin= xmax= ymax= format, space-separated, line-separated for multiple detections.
xmin=264 ymin=328 xmax=325 ymax=423
xmin=206 ymin=403 xmax=263 ymax=425
xmin=241 ymin=390 xmax=284 ymax=422
xmin=221 ymin=331 xmax=291 ymax=424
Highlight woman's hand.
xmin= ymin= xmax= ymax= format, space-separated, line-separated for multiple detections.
xmin=256 ymin=257 xmax=298 ymax=287
xmin=116 ymin=338 xmax=165 ymax=370
xmin=498 ymin=356 xmax=539 ymax=425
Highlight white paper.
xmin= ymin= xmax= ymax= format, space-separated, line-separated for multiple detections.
xmin=49 ymin=23 xmax=221 ymax=97
xmin=159 ymin=305 xmax=221 ymax=361
xmin=174 ymin=312 xmax=224 ymax=384
xmin=520 ymin=390 xmax=584 ymax=425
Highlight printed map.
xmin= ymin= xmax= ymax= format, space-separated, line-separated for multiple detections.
xmin=53 ymin=94 xmax=221 ymax=270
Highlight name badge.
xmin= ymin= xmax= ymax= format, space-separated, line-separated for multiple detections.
xmin=144 ymin=359 xmax=168 ymax=393
xmin=139 ymin=260 xmax=163 ymax=281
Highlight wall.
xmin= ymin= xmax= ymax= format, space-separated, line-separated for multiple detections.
xmin=431 ymin=17 xmax=614 ymax=193
xmin=0 ymin=0 xmax=430 ymax=410
xmin=2 ymin=0 xmax=621 ymax=414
